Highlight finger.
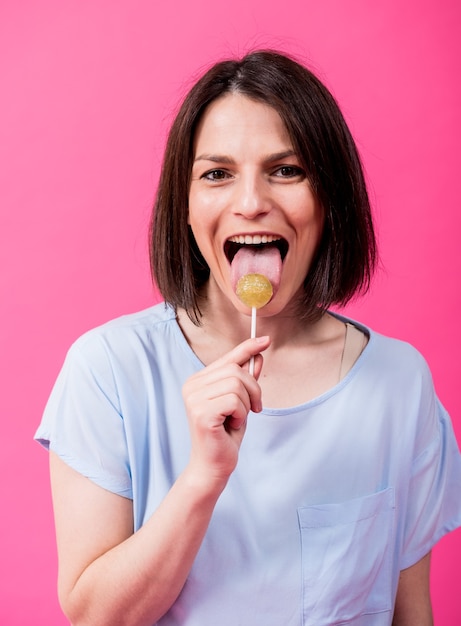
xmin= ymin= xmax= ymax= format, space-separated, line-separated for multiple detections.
xmin=205 ymin=336 xmax=271 ymax=372
xmin=224 ymin=411 xmax=248 ymax=432
xmin=245 ymin=353 xmax=264 ymax=381
xmin=185 ymin=358 xmax=262 ymax=396
xmin=206 ymin=375 xmax=252 ymax=416
xmin=203 ymin=365 xmax=263 ymax=413
xmin=190 ymin=392 xmax=250 ymax=433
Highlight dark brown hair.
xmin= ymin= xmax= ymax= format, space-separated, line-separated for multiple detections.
xmin=150 ymin=50 xmax=377 ymax=323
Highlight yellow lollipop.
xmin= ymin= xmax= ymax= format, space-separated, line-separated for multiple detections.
xmin=236 ymin=273 xmax=273 ymax=309
xmin=235 ymin=273 xmax=273 ymax=376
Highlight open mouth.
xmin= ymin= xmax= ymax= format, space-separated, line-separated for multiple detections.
xmin=224 ymin=235 xmax=289 ymax=264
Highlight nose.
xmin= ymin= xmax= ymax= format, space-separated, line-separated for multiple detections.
xmin=232 ymin=173 xmax=272 ymax=219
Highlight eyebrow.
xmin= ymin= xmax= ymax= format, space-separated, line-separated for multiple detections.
xmin=193 ymin=150 xmax=298 ymax=165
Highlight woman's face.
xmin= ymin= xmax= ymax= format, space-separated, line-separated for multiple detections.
xmin=188 ymin=93 xmax=323 ymax=317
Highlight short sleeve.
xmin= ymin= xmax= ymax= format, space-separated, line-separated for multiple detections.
xmin=400 ymin=399 xmax=461 ymax=568
xmin=35 ymin=335 xmax=133 ymax=498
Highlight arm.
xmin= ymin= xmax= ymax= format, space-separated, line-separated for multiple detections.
xmin=50 ymin=336 xmax=270 ymax=626
xmin=51 ymin=452 xmax=226 ymax=626
xmin=392 ymin=552 xmax=433 ymax=626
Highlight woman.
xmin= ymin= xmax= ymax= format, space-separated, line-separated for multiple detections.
xmin=36 ymin=50 xmax=461 ymax=625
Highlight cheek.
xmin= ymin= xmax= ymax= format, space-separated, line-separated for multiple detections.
xmin=299 ymin=191 xmax=323 ymax=230
xmin=188 ymin=191 xmax=216 ymax=228
xmin=187 ymin=212 xmax=216 ymax=261
xmin=291 ymin=202 xmax=322 ymax=235
xmin=188 ymin=191 xmax=226 ymax=238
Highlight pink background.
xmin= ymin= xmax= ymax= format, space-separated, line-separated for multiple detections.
xmin=1 ymin=1 xmax=460 ymax=623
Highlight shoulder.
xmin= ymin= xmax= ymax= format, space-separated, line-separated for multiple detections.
xmin=336 ymin=318 xmax=453 ymax=465
xmin=57 ymin=303 xmax=185 ymax=385
xmin=366 ymin=330 xmax=436 ymax=415
xmin=347 ymin=318 xmax=441 ymax=439
xmin=336 ymin=313 xmax=432 ymax=384
xmin=339 ymin=315 xmax=438 ymax=428
xmin=70 ymin=302 xmax=176 ymax=356
xmin=369 ymin=330 xmax=430 ymax=376
xmin=77 ymin=301 xmax=175 ymax=339
xmin=43 ymin=302 xmax=190 ymax=427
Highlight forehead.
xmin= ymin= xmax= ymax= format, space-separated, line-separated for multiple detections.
xmin=193 ymin=93 xmax=292 ymax=153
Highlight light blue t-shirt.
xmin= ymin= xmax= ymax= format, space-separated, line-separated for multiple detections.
xmin=35 ymin=303 xmax=461 ymax=625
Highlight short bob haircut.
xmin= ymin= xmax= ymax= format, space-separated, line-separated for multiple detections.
xmin=150 ymin=49 xmax=377 ymax=323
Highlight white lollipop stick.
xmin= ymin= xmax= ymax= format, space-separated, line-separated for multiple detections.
xmin=235 ymin=273 xmax=272 ymax=377
xmin=249 ymin=306 xmax=257 ymax=376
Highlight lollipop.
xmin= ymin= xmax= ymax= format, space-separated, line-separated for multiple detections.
xmin=236 ymin=273 xmax=273 ymax=309
xmin=236 ymin=273 xmax=273 ymax=375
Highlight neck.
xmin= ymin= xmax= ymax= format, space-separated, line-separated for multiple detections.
xmin=176 ymin=280 xmax=336 ymax=362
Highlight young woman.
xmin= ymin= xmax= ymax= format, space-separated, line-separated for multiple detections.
xmin=36 ymin=50 xmax=461 ymax=626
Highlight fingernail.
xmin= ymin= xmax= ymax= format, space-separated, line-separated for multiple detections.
xmin=255 ymin=335 xmax=269 ymax=344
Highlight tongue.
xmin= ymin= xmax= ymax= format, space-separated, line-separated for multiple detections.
xmin=230 ymin=245 xmax=283 ymax=295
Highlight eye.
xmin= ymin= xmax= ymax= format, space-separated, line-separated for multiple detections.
xmin=273 ymin=165 xmax=305 ymax=179
xmin=202 ymin=169 xmax=231 ymax=181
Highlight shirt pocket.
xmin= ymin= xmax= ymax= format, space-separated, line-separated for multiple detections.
xmin=297 ymin=488 xmax=395 ymax=626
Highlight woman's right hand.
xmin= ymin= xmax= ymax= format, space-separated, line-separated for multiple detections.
xmin=51 ymin=334 xmax=270 ymax=626
xmin=182 ymin=335 xmax=271 ymax=487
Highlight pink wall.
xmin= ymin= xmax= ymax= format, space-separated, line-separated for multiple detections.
xmin=1 ymin=1 xmax=460 ymax=623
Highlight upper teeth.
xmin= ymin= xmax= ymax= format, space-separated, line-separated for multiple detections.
xmin=229 ymin=234 xmax=281 ymax=245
